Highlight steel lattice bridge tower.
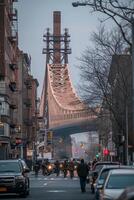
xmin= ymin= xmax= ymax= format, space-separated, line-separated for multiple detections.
xmin=39 ymin=11 xmax=97 ymax=158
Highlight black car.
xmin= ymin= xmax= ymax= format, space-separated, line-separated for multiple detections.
xmin=0 ymin=159 xmax=30 ymax=197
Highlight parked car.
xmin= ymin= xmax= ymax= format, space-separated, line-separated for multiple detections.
xmin=92 ymin=161 xmax=120 ymax=171
xmin=95 ymin=165 xmax=134 ymax=200
xmin=116 ymin=186 xmax=134 ymax=200
xmin=98 ymin=168 xmax=134 ymax=200
xmin=90 ymin=161 xmax=120 ymax=193
xmin=0 ymin=159 xmax=30 ymax=197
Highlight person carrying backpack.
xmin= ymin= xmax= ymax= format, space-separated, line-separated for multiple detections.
xmin=77 ymin=159 xmax=89 ymax=193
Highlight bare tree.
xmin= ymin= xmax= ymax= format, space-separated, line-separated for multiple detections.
xmin=73 ymin=0 xmax=134 ymax=50
xmin=79 ymin=25 xmax=127 ymax=105
xmin=72 ymin=0 xmax=134 ymax=162
xmin=78 ymin=25 xmax=131 ymax=154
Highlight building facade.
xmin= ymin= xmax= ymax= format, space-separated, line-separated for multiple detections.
xmin=109 ymin=54 xmax=133 ymax=164
xmin=0 ymin=0 xmax=18 ymax=159
xmin=0 ymin=0 xmax=39 ymax=160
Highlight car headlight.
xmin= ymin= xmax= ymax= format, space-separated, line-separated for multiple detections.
xmin=60 ymin=164 xmax=63 ymax=168
xmin=48 ymin=165 xmax=52 ymax=170
xmin=15 ymin=176 xmax=25 ymax=181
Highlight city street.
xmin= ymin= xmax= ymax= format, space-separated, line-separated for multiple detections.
xmin=0 ymin=172 xmax=94 ymax=200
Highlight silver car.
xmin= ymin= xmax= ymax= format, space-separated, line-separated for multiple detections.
xmin=95 ymin=165 xmax=134 ymax=200
xmin=98 ymin=168 xmax=134 ymax=200
xmin=116 ymin=186 xmax=134 ymax=200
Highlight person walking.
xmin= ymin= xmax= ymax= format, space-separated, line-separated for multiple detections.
xmin=54 ymin=160 xmax=60 ymax=176
xmin=68 ymin=160 xmax=74 ymax=178
xmin=77 ymin=159 xmax=89 ymax=193
xmin=62 ymin=160 xmax=68 ymax=178
xmin=34 ymin=161 xmax=40 ymax=177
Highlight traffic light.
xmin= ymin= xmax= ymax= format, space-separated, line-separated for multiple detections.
xmin=96 ymin=152 xmax=101 ymax=158
xmin=47 ymin=131 xmax=53 ymax=145
xmin=15 ymin=138 xmax=22 ymax=146
xmin=96 ymin=153 xmax=99 ymax=158
xmin=103 ymin=148 xmax=109 ymax=156
xmin=47 ymin=131 xmax=53 ymax=140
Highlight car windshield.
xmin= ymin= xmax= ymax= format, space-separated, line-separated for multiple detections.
xmin=106 ymin=174 xmax=134 ymax=189
xmin=94 ymin=165 xmax=104 ymax=172
xmin=99 ymin=170 xmax=109 ymax=183
xmin=0 ymin=162 xmax=21 ymax=173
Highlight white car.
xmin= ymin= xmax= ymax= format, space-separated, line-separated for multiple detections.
xmin=98 ymin=168 xmax=134 ymax=200
xmin=95 ymin=165 xmax=134 ymax=200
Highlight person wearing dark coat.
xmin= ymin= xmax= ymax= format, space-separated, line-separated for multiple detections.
xmin=54 ymin=160 xmax=60 ymax=176
xmin=34 ymin=162 xmax=40 ymax=177
xmin=77 ymin=159 xmax=89 ymax=193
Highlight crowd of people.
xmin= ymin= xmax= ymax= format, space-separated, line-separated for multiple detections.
xmin=33 ymin=157 xmax=98 ymax=193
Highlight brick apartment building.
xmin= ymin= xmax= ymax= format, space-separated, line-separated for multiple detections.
xmin=108 ymin=54 xmax=134 ymax=164
xmin=0 ymin=0 xmax=39 ymax=160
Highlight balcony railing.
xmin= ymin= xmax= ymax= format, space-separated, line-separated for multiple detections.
xmin=1 ymin=115 xmax=10 ymax=124
xmin=9 ymin=81 xmax=16 ymax=92
xmin=24 ymin=119 xmax=33 ymax=126
xmin=10 ymin=118 xmax=17 ymax=128
xmin=24 ymin=99 xmax=32 ymax=107
xmin=8 ymin=8 xmax=18 ymax=21
xmin=10 ymin=98 xmax=17 ymax=109
xmin=24 ymin=79 xmax=32 ymax=89
xmin=9 ymin=63 xmax=18 ymax=71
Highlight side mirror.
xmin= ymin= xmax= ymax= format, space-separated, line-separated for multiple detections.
xmin=23 ymin=168 xmax=30 ymax=173
xmin=98 ymin=179 xmax=104 ymax=185
xmin=89 ymin=171 xmax=92 ymax=176
xmin=97 ymin=184 xmax=103 ymax=189
xmin=92 ymin=171 xmax=98 ymax=179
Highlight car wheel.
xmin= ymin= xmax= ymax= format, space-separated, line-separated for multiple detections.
xmin=19 ymin=192 xmax=27 ymax=198
xmin=91 ymin=185 xmax=95 ymax=194
xmin=19 ymin=187 xmax=29 ymax=198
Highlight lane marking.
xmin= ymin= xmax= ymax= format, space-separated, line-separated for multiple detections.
xmin=46 ymin=190 xmax=66 ymax=193
xmin=30 ymin=177 xmax=79 ymax=181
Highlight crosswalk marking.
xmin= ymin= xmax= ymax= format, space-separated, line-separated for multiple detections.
xmin=30 ymin=176 xmax=79 ymax=181
xmin=46 ymin=190 xmax=67 ymax=193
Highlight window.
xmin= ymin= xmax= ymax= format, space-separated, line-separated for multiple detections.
xmin=0 ymin=162 xmax=21 ymax=173
xmin=106 ymin=174 xmax=134 ymax=189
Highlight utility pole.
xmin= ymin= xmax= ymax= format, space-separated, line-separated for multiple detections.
xmin=125 ymin=104 xmax=129 ymax=165
xmin=132 ymin=17 xmax=134 ymax=163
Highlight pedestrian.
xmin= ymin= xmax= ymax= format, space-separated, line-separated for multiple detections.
xmin=54 ymin=160 xmax=60 ymax=176
xmin=77 ymin=158 xmax=89 ymax=193
xmin=87 ymin=161 xmax=91 ymax=171
xmin=92 ymin=157 xmax=98 ymax=170
xmin=34 ymin=161 xmax=40 ymax=177
xmin=41 ymin=159 xmax=48 ymax=176
xmin=68 ymin=160 xmax=74 ymax=178
xmin=62 ymin=160 xmax=68 ymax=178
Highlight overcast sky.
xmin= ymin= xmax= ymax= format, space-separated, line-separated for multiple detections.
xmin=16 ymin=0 xmax=104 ymax=96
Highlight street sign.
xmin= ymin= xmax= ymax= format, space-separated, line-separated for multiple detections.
xmin=109 ymin=151 xmax=115 ymax=156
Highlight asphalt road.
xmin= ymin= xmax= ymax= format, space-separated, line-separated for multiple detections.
xmin=0 ymin=171 xmax=95 ymax=200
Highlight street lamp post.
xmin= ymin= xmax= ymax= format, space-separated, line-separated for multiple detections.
xmin=72 ymin=1 xmax=88 ymax=7
xmin=132 ymin=18 xmax=134 ymax=155
xmin=125 ymin=104 xmax=129 ymax=165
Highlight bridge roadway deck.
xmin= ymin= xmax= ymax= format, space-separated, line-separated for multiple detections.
xmin=50 ymin=119 xmax=97 ymax=136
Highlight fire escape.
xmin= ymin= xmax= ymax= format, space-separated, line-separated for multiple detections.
xmin=8 ymin=1 xmax=18 ymax=130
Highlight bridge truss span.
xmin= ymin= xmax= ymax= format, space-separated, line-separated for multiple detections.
xmin=47 ymin=63 xmax=96 ymax=128
xmin=39 ymin=11 xmax=97 ymax=130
